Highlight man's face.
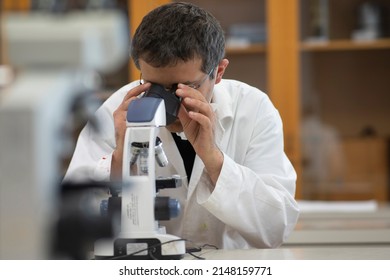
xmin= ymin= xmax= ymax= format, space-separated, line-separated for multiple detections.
xmin=139 ymin=58 xmax=216 ymax=132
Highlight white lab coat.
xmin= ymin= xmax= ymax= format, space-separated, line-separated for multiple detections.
xmin=64 ymin=79 xmax=299 ymax=249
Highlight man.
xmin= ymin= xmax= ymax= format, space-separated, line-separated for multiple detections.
xmin=65 ymin=2 xmax=299 ymax=249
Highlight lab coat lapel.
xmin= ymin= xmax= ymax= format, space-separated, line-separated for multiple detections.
xmin=211 ymin=85 xmax=234 ymax=154
xmin=187 ymin=156 xmax=203 ymax=198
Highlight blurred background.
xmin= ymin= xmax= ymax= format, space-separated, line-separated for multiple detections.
xmin=3 ymin=0 xmax=389 ymax=204
xmin=1 ymin=0 xmax=390 ymax=255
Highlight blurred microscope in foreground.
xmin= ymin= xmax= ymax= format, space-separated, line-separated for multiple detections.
xmin=0 ymin=6 xmax=129 ymax=259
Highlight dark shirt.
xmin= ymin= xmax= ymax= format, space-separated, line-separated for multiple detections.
xmin=171 ymin=133 xmax=196 ymax=181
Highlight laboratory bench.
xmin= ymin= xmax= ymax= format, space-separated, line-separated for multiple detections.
xmin=184 ymin=245 xmax=390 ymax=260
xmin=284 ymin=201 xmax=390 ymax=246
xmin=184 ymin=202 xmax=390 ymax=260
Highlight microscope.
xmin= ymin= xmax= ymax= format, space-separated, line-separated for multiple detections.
xmin=94 ymin=84 xmax=186 ymax=260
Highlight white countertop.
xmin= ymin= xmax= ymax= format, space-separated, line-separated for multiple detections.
xmin=184 ymin=245 xmax=390 ymax=260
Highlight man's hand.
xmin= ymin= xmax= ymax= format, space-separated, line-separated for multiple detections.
xmin=176 ymin=84 xmax=223 ymax=187
xmin=111 ymin=82 xmax=151 ymax=180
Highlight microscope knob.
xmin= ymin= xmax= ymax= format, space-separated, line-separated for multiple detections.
xmin=154 ymin=197 xmax=181 ymax=221
xmin=100 ymin=199 xmax=109 ymax=216
xmin=168 ymin=198 xmax=180 ymax=218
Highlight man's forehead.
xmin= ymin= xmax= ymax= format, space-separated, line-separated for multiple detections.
xmin=139 ymin=59 xmax=204 ymax=82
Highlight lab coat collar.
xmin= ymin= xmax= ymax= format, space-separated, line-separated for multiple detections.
xmin=211 ymin=83 xmax=234 ymax=146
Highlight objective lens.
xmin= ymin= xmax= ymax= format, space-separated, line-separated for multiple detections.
xmin=139 ymin=148 xmax=149 ymax=175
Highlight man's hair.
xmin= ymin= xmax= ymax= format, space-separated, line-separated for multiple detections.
xmin=130 ymin=2 xmax=225 ymax=78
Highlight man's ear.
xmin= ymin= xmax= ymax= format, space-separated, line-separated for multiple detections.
xmin=215 ymin=58 xmax=229 ymax=84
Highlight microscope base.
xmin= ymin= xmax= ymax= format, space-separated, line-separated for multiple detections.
xmin=94 ymin=234 xmax=185 ymax=260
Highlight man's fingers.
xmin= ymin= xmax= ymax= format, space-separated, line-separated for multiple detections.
xmin=123 ymin=82 xmax=151 ymax=102
xmin=120 ymin=83 xmax=150 ymax=110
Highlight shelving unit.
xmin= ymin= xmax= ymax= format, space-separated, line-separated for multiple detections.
xmin=226 ymin=43 xmax=266 ymax=55
xmin=299 ymin=0 xmax=390 ymax=201
xmin=301 ymin=38 xmax=390 ymax=51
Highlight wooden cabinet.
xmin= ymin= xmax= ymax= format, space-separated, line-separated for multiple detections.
xmin=267 ymin=0 xmax=302 ymax=197
xmin=1 ymin=0 xmax=30 ymax=11
xmin=299 ymin=0 xmax=390 ymax=201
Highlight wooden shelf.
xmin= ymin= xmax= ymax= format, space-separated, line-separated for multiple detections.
xmin=300 ymin=38 xmax=390 ymax=52
xmin=226 ymin=43 xmax=267 ymax=55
